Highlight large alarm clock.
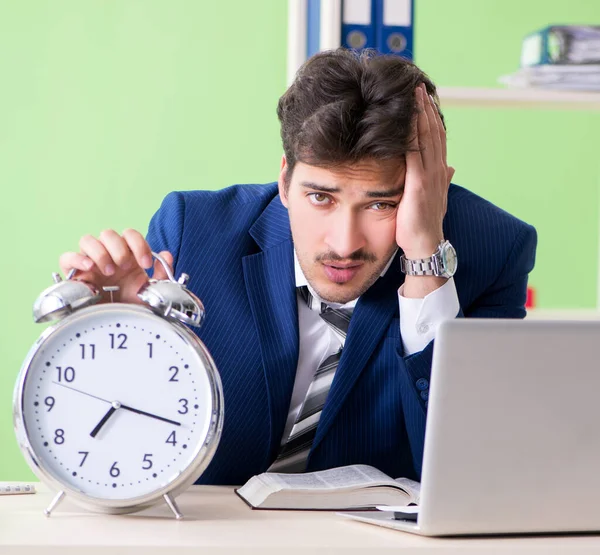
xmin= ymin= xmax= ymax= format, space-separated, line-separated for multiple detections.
xmin=13 ymin=253 xmax=224 ymax=519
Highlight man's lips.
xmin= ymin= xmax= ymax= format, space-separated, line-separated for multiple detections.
xmin=321 ymin=262 xmax=363 ymax=284
xmin=322 ymin=262 xmax=363 ymax=269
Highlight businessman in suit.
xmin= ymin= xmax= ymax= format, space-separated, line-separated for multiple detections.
xmin=59 ymin=49 xmax=537 ymax=485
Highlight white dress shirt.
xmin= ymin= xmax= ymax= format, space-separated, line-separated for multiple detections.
xmin=279 ymin=251 xmax=460 ymax=445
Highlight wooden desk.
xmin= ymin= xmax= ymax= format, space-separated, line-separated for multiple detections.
xmin=2 ymin=484 xmax=600 ymax=554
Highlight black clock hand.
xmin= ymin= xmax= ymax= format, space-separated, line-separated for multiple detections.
xmin=52 ymin=381 xmax=181 ymax=427
xmin=90 ymin=406 xmax=117 ymax=438
xmin=119 ymin=404 xmax=181 ymax=427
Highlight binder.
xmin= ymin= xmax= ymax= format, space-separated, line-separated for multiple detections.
xmin=306 ymin=0 xmax=342 ymax=58
xmin=285 ymin=0 xmax=345 ymax=85
xmin=521 ymin=25 xmax=600 ymax=67
xmin=286 ymin=0 xmax=415 ymax=84
xmin=374 ymin=0 xmax=414 ymax=60
xmin=342 ymin=0 xmax=375 ymax=51
xmin=306 ymin=0 xmax=322 ymax=59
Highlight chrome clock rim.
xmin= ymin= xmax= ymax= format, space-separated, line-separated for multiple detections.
xmin=13 ymin=303 xmax=224 ymax=514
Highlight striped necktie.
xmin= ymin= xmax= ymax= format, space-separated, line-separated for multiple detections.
xmin=269 ymin=286 xmax=353 ymax=473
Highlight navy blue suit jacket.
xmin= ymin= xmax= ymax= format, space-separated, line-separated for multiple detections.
xmin=146 ymin=182 xmax=537 ymax=485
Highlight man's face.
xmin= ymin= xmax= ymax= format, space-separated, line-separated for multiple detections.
xmin=278 ymin=158 xmax=405 ymax=304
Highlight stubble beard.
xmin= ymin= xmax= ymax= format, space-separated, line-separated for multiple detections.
xmin=295 ymin=248 xmax=396 ymax=304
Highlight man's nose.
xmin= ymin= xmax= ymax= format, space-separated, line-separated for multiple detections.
xmin=325 ymin=211 xmax=366 ymax=259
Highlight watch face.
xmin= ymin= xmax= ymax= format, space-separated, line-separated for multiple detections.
xmin=441 ymin=242 xmax=458 ymax=276
xmin=15 ymin=304 xmax=221 ymax=505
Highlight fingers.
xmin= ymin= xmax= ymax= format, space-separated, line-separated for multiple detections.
xmin=79 ymin=234 xmax=119 ymax=276
xmin=99 ymin=229 xmax=138 ymax=272
xmin=59 ymin=251 xmax=94 ymax=276
xmin=412 ymin=83 xmax=452 ymax=189
xmin=416 ymin=85 xmax=433 ymax=170
xmin=430 ymin=95 xmax=447 ymax=165
xmin=420 ymin=85 xmax=443 ymax=172
xmin=448 ymin=166 xmax=456 ymax=185
xmin=58 ymin=230 xmax=173 ymax=307
xmin=153 ymin=251 xmax=174 ymax=280
xmin=405 ymin=87 xmax=424 ymax=174
xmin=122 ymin=228 xmax=154 ymax=270
xmin=407 ymin=83 xmax=442 ymax=177
xmin=68 ymin=229 xmax=154 ymax=277
xmin=63 ymin=229 xmax=174 ymax=280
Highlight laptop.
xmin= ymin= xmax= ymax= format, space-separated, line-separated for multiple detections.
xmin=341 ymin=318 xmax=600 ymax=536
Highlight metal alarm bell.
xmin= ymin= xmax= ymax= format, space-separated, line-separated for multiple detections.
xmin=32 ymin=252 xmax=204 ymax=328
xmin=33 ymin=271 xmax=101 ymax=324
xmin=137 ymin=252 xmax=205 ymax=327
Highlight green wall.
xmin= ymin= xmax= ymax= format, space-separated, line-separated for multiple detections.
xmin=1 ymin=0 xmax=599 ymax=479
xmin=415 ymin=1 xmax=600 ymax=311
xmin=0 ymin=0 xmax=287 ymax=480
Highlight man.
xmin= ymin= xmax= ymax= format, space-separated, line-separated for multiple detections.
xmin=60 ymin=49 xmax=537 ymax=485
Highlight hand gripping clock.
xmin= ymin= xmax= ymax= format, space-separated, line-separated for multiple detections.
xmin=14 ymin=253 xmax=224 ymax=519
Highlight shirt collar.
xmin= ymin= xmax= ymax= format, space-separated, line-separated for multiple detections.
xmin=293 ymin=248 xmax=397 ymax=310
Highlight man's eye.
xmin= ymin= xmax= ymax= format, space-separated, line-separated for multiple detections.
xmin=309 ymin=193 xmax=330 ymax=205
xmin=371 ymin=202 xmax=394 ymax=211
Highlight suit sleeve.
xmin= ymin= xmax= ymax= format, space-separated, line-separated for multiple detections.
xmin=399 ymin=223 xmax=538 ymax=477
xmin=464 ymin=223 xmax=537 ymax=318
xmin=145 ymin=191 xmax=186 ymax=275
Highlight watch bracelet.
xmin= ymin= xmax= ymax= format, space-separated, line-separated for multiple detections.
xmin=401 ymin=256 xmax=439 ymax=276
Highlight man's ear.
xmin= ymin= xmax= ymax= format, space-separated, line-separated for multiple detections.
xmin=278 ymin=155 xmax=289 ymax=208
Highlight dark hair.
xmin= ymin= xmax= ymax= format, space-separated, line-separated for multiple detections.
xmin=277 ymin=48 xmax=443 ymax=185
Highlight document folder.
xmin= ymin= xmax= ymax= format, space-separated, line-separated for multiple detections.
xmin=342 ymin=0 xmax=375 ymax=51
xmin=375 ymin=0 xmax=414 ymax=59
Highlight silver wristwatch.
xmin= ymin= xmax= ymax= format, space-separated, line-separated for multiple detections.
xmin=400 ymin=240 xmax=457 ymax=278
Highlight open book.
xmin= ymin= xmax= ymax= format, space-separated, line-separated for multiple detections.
xmin=235 ymin=464 xmax=420 ymax=510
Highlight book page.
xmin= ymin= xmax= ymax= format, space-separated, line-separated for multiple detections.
xmin=394 ymin=477 xmax=421 ymax=504
xmin=236 ymin=465 xmax=416 ymax=509
xmin=260 ymin=465 xmax=403 ymax=491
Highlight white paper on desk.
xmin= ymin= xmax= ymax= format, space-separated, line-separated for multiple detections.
xmin=338 ymin=511 xmax=416 ymax=531
xmin=376 ymin=505 xmax=419 ymax=514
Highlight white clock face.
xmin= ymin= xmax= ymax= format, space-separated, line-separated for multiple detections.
xmin=18 ymin=305 xmax=219 ymax=502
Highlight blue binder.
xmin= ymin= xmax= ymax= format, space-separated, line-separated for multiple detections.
xmin=301 ymin=0 xmax=415 ymax=62
xmin=306 ymin=0 xmax=322 ymax=59
xmin=374 ymin=0 xmax=414 ymax=59
xmin=341 ymin=0 xmax=376 ymax=51
xmin=521 ymin=25 xmax=600 ymax=67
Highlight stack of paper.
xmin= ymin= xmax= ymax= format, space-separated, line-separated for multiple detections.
xmin=499 ymin=65 xmax=600 ymax=91
xmin=501 ymin=25 xmax=600 ymax=91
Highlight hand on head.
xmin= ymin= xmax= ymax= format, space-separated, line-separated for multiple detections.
xmin=396 ymin=82 xmax=455 ymax=259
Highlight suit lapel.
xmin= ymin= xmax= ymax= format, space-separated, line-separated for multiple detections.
xmin=242 ymin=196 xmax=299 ymax=463
xmin=242 ymin=194 xmax=407 ymax=461
xmin=311 ymin=252 xmax=405 ymax=454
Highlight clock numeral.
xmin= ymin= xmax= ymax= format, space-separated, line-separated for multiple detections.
xmin=142 ymin=454 xmax=153 ymax=470
xmin=110 ymin=462 xmax=120 ymax=477
xmin=78 ymin=451 xmax=89 ymax=467
xmin=109 ymin=333 xmax=128 ymax=350
xmin=169 ymin=366 xmax=179 ymax=382
xmin=147 ymin=343 xmax=153 ymax=358
xmin=79 ymin=343 xmax=96 ymax=360
xmin=44 ymin=396 xmax=55 ymax=412
xmin=178 ymin=399 xmax=189 ymax=415
xmin=54 ymin=429 xmax=65 ymax=445
xmin=56 ymin=366 xmax=75 ymax=383
xmin=166 ymin=431 xmax=177 ymax=446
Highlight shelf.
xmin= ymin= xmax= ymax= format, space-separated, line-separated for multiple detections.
xmin=438 ymin=87 xmax=600 ymax=110
xmin=526 ymin=309 xmax=600 ymax=320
